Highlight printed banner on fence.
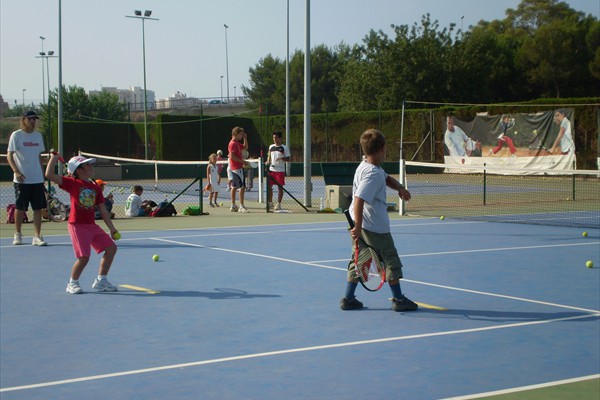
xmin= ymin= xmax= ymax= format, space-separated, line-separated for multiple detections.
xmin=443 ymin=109 xmax=576 ymax=171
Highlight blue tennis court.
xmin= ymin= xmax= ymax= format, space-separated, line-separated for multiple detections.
xmin=1 ymin=217 xmax=599 ymax=399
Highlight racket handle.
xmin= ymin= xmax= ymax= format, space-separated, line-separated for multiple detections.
xmin=343 ymin=209 xmax=355 ymax=229
xmin=50 ymin=151 xmax=65 ymax=163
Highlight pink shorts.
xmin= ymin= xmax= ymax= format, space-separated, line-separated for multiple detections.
xmin=268 ymin=171 xmax=286 ymax=187
xmin=68 ymin=223 xmax=115 ymax=258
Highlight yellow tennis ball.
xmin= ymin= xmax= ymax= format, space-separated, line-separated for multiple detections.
xmin=152 ymin=254 xmax=160 ymax=262
xmin=586 ymin=260 xmax=593 ymax=268
xmin=112 ymin=231 xmax=121 ymax=240
xmin=533 ymin=129 xmax=538 ymax=135
xmin=514 ymin=131 xmax=518 ymax=135
xmin=582 ymin=231 xmax=588 ymax=237
xmin=219 ymin=202 xmax=224 ymax=206
xmin=440 ymin=216 xmax=445 ymax=220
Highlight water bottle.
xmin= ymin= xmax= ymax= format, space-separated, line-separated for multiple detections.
xmin=319 ymin=197 xmax=324 ymax=211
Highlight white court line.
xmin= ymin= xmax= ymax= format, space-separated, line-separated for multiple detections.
xmin=0 ymin=219 xmax=484 ymax=249
xmin=2 ymin=313 xmax=597 ymax=393
xmin=440 ymin=374 xmax=600 ymax=400
xmin=404 ymin=279 xmax=600 ymax=314
xmin=311 ymin=240 xmax=600 ymax=263
xmin=151 ymin=237 xmax=344 ymax=272
xmin=153 ymin=237 xmax=600 ymax=314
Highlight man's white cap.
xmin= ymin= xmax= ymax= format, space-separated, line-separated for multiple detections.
xmin=67 ymin=156 xmax=96 ymax=174
xmin=217 ymin=150 xmax=223 ymax=155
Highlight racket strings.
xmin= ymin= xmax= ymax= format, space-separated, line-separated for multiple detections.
xmin=356 ymin=247 xmax=385 ymax=284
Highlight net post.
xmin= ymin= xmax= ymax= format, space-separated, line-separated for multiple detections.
xmin=257 ymin=157 xmax=263 ymax=204
xmin=399 ymin=159 xmax=406 ymax=216
xmin=198 ymin=163 xmax=203 ymax=214
xmin=483 ymin=163 xmax=487 ymax=206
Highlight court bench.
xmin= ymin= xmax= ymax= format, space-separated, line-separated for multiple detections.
xmin=320 ymin=163 xmax=358 ymax=210
xmin=320 ymin=162 xmax=398 ymax=211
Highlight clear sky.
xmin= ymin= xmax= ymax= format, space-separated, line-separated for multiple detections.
xmin=1 ymin=0 xmax=598 ymax=106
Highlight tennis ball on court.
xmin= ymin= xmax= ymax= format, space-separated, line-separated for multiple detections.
xmin=586 ymin=260 xmax=593 ymax=268
xmin=440 ymin=216 xmax=445 ymax=220
xmin=152 ymin=254 xmax=160 ymax=262
xmin=112 ymin=231 xmax=121 ymax=240
xmin=582 ymin=231 xmax=588 ymax=237
xmin=219 ymin=202 xmax=224 ymax=206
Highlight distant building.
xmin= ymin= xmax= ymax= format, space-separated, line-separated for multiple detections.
xmin=156 ymin=91 xmax=201 ymax=109
xmin=88 ymin=86 xmax=155 ymax=111
xmin=0 ymin=95 xmax=10 ymax=116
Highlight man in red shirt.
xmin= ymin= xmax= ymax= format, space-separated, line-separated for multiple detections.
xmin=228 ymin=126 xmax=249 ymax=212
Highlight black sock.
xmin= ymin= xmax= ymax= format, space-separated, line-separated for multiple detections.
xmin=345 ymin=281 xmax=358 ymax=299
xmin=390 ymin=283 xmax=403 ymax=299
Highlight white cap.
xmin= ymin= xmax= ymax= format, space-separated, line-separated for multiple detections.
xmin=217 ymin=150 xmax=223 ymax=155
xmin=67 ymin=156 xmax=96 ymax=174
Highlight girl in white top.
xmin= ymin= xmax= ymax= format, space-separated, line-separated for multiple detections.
xmin=206 ymin=153 xmax=220 ymax=207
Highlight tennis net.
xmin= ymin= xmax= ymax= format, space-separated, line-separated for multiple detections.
xmin=403 ymin=161 xmax=600 ymax=228
xmin=79 ymin=152 xmax=263 ymax=217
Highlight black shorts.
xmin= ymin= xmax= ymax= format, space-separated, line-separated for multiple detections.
xmin=14 ymin=183 xmax=47 ymax=211
xmin=231 ymin=170 xmax=245 ymax=189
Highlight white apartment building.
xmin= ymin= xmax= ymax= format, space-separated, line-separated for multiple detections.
xmin=88 ymin=86 xmax=155 ymax=111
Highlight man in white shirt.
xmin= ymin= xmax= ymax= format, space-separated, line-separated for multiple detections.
xmin=7 ymin=111 xmax=47 ymax=246
xmin=444 ymin=116 xmax=481 ymax=157
xmin=266 ymin=131 xmax=291 ymax=211
xmin=550 ymin=109 xmax=575 ymax=155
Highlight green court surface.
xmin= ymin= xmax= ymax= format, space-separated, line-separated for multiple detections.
xmin=472 ymin=376 xmax=599 ymax=400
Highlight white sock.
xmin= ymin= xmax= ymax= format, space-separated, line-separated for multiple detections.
xmin=98 ymin=275 xmax=107 ymax=281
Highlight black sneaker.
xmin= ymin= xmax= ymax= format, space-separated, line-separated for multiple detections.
xmin=340 ymin=297 xmax=363 ymax=310
xmin=391 ymin=296 xmax=418 ymax=312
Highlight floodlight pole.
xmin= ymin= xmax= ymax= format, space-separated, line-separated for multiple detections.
xmin=224 ymin=24 xmax=230 ymax=103
xmin=127 ymin=10 xmax=159 ymax=160
xmin=303 ymin=0 xmax=311 ymax=207
xmin=58 ymin=0 xmax=63 ymax=173
xmin=40 ymin=37 xmax=46 ymax=105
xmin=220 ymin=75 xmax=224 ymax=102
xmin=285 ymin=0 xmax=291 ymax=175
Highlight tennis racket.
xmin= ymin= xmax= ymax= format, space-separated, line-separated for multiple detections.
xmin=46 ymin=193 xmax=67 ymax=222
xmin=344 ymin=209 xmax=386 ymax=291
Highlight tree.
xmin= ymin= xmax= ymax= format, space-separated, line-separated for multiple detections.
xmin=243 ymin=45 xmax=349 ymax=115
xmin=508 ymin=0 xmax=597 ymax=97
xmin=88 ymin=90 xmax=127 ymax=121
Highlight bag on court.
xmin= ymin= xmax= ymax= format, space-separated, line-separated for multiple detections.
xmin=150 ymin=201 xmax=177 ymax=217
xmin=6 ymin=204 xmax=29 ymax=224
xmin=182 ymin=206 xmax=201 ymax=216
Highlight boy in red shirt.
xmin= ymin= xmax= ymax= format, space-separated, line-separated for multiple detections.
xmin=46 ymin=154 xmax=119 ymax=294
xmin=228 ymin=126 xmax=249 ymax=212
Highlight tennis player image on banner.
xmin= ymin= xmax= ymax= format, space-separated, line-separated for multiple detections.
xmin=443 ymin=109 xmax=576 ymax=171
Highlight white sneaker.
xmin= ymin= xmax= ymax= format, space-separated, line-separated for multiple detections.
xmin=66 ymin=281 xmax=83 ymax=294
xmin=92 ymin=278 xmax=118 ymax=292
xmin=13 ymin=233 xmax=22 ymax=245
xmin=238 ymin=205 xmax=249 ymax=213
xmin=230 ymin=204 xmax=239 ymax=212
xmin=274 ymin=203 xmax=282 ymax=211
xmin=32 ymin=235 xmax=47 ymax=246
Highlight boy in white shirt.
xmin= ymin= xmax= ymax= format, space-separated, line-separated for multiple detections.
xmin=341 ymin=128 xmax=418 ymax=312
xmin=125 ymin=185 xmax=151 ymax=217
